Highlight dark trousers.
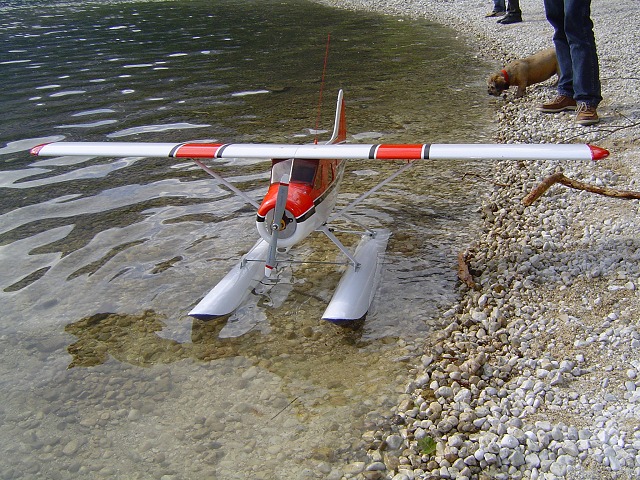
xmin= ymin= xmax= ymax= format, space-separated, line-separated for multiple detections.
xmin=507 ymin=0 xmax=521 ymax=16
xmin=544 ymin=0 xmax=602 ymax=106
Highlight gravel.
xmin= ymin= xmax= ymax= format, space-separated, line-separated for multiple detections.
xmin=314 ymin=1 xmax=640 ymax=479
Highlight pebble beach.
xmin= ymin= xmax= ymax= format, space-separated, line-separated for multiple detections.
xmin=315 ymin=1 xmax=640 ymax=479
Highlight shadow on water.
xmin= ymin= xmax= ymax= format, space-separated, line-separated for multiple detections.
xmin=65 ymin=309 xmax=368 ymax=377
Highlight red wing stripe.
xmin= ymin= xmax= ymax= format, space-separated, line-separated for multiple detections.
xmin=373 ymin=144 xmax=429 ymax=160
xmin=172 ymin=143 xmax=226 ymax=158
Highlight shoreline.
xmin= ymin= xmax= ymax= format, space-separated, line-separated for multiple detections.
xmin=314 ymin=1 xmax=640 ymax=479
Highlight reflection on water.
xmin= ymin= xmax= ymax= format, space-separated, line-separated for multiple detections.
xmin=0 ymin=0 xmax=494 ymax=477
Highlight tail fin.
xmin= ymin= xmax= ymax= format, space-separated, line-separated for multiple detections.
xmin=327 ymin=89 xmax=346 ymax=145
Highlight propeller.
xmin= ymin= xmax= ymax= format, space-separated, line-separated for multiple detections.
xmin=265 ymin=174 xmax=290 ymax=277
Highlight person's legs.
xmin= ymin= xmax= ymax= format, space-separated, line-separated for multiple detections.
xmin=539 ymin=0 xmax=599 ymax=123
xmin=537 ymin=0 xmax=576 ymax=112
xmin=487 ymin=0 xmax=506 ymax=16
xmin=506 ymin=0 xmax=521 ymax=16
xmin=564 ymin=0 xmax=601 ymax=106
xmin=498 ymin=0 xmax=522 ymax=23
xmin=544 ymin=0 xmax=574 ymax=98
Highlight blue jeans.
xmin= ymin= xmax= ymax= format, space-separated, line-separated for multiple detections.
xmin=543 ymin=0 xmax=602 ymax=107
xmin=493 ymin=0 xmax=505 ymax=11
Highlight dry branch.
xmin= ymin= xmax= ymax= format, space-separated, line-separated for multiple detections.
xmin=457 ymin=251 xmax=480 ymax=290
xmin=523 ymin=172 xmax=640 ymax=206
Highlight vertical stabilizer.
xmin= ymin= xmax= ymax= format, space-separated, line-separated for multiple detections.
xmin=327 ymin=89 xmax=346 ymax=145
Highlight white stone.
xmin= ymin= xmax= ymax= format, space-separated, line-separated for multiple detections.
xmin=386 ymin=434 xmax=403 ymax=450
xmin=550 ymin=461 xmax=567 ymax=476
xmin=435 ymin=386 xmax=454 ymax=399
xmin=562 ymin=440 xmax=579 ymax=457
xmin=500 ymin=434 xmax=519 ymax=449
xmin=525 ymin=453 xmax=541 ymax=468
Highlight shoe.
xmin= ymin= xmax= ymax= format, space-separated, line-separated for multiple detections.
xmin=498 ymin=14 xmax=522 ymax=24
xmin=536 ymin=95 xmax=577 ymax=113
xmin=575 ymin=102 xmax=600 ymax=126
xmin=486 ymin=10 xmax=506 ymax=17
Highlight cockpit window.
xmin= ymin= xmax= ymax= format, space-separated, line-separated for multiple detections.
xmin=271 ymin=159 xmax=293 ymax=184
xmin=291 ymin=159 xmax=318 ymax=185
xmin=270 ymin=159 xmax=318 ymax=185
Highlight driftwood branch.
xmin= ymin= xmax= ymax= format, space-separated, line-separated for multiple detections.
xmin=523 ymin=172 xmax=640 ymax=206
xmin=457 ymin=251 xmax=480 ymax=290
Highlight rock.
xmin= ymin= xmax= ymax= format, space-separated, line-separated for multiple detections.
xmin=366 ymin=462 xmax=387 ymax=471
xmin=391 ymin=474 xmax=410 ymax=480
xmin=62 ymin=439 xmax=80 ymax=456
xmin=435 ymin=386 xmax=454 ymax=399
xmin=343 ymin=462 xmax=365 ymax=475
xmin=500 ymin=434 xmax=519 ymax=449
xmin=525 ymin=453 xmax=541 ymax=469
xmin=509 ymin=450 xmax=526 ymax=467
xmin=550 ymin=461 xmax=567 ymax=477
xmin=385 ymin=434 xmax=403 ymax=451
xmin=127 ymin=409 xmax=141 ymax=421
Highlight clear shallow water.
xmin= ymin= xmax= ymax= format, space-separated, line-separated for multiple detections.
xmin=0 ymin=0 xmax=494 ymax=477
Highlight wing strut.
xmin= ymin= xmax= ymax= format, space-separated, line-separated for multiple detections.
xmin=193 ymin=159 xmax=260 ymax=209
xmin=328 ymin=160 xmax=416 ymax=223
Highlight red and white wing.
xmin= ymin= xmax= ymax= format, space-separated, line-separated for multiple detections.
xmin=31 ymin=141 xmax=609 ymax=161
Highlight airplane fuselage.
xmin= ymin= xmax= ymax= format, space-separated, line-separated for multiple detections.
xmin=256 ymin=158 xmax=346 ymax=248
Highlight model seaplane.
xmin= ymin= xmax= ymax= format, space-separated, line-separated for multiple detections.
xmin=30 ymin=90 xmax=609 ymax=323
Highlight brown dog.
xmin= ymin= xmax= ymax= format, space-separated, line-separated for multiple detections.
xmin=488 ymin=47 xmax=559 ymax=98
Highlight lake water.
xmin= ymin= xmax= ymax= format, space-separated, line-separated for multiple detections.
xmin=0 ymin=0 xmax=494 ymax=478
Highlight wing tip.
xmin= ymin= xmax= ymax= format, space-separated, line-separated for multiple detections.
xmin=30 ymin=143 xmax=50 ymax=156
xmin=588 ymin=144 xmax=610 ymax=161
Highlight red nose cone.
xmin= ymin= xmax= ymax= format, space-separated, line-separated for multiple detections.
xmin=588 ymin=144 xmax=610 ymax=161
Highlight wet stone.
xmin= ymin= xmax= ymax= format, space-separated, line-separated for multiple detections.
xmin=62 ymin=439 xmax=80 ymax=456
xmin=385 ymin=434 xmax=404 ymax=450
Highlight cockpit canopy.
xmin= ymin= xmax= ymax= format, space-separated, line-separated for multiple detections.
xmin=270 ymin=159 xmax=318 ymax=185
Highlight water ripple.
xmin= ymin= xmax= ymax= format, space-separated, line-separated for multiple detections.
xmin=0 ymin=178 xmax=221 ymax=236
xmin=5 ymin=157 xmax=139 ymax=189
xmin=0 ymin=135 xmax=65 ymax=155
xmin=107 ymin=123 xmax=211 ymax=138
xmin=49 ymin=90 xmax=86 ymax=97
xmin=72 ymin=108 xmax=116 ymax=117
xmin=54 ymin=119 xmax=118 ymax=129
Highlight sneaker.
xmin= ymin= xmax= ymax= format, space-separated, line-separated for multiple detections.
xmin=497 ymin=14 xmax=522 ymax=24
xmin=485 ymin=10 xmax=506 ymax=17
xmin=536 ymin=95 xmax=577 ymax=113
xmin=575 ymin=102 xmax=600 ymax=126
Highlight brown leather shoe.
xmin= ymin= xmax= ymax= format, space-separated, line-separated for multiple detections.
xmin=537 ymin=95 xmax=577 ymax=113
xmin=575 ymin=103 xmax=600 ymax=126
